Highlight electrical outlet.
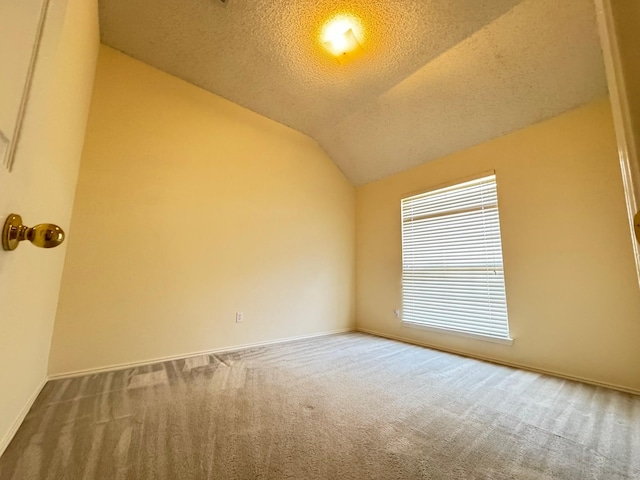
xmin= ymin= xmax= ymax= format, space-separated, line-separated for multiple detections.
xmin=393 ymin=309 xmax=400 ymax=318
xmin=236 ymin=312 xmax=243 ymax=323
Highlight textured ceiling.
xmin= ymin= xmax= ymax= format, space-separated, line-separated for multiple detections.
xmin=99 ymin=0 xmax=607 ymax=185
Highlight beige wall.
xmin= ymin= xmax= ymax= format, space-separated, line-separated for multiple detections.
xmin=0 ymin=0 xmax=98 ymax=453
xmin=49 ymin=46 xmax=356 ymax=375
xmin=356 ymin=98 xmax=640 ymax=393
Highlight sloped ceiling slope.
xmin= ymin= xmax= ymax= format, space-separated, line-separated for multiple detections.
xmin=99 ymin=0 xmax=607 ymax=185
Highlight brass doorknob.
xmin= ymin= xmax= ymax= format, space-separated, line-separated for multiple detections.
xmin=2 ymin=214 xmax=65 ymax=251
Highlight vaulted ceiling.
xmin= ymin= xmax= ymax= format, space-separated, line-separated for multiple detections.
xmin=99 ymin=0 xmax=607 ymax=185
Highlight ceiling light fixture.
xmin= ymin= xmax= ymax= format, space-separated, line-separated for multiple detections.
xmin=321 ymin=15 xmax=363 ymax=63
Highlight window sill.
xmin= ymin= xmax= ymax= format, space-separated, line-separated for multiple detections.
xmin=401 ymin=320 xmax=514 ymax=345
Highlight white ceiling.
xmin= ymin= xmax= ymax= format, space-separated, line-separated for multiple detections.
xmin=99 ymin=0 xmax=608 ymax=185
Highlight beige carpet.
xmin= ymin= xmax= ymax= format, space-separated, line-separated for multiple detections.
xmin=1 ymin=332 xmax=639 ymax=479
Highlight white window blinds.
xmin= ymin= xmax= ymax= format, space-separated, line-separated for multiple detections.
xmin=401 ymin=174 xmax=511 ymax=342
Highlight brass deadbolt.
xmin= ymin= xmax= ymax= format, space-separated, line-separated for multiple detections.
xmin=2 ymin=214 xmax=65 ymax=251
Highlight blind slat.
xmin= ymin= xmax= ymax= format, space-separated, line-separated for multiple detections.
xmin=401 ymin=174 xmax=511 ymax=341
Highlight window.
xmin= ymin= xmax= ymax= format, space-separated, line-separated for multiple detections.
xmin=401 ymin=173 xmax=511 ymax=343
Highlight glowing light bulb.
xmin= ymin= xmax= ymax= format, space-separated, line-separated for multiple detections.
xmin=321 ymin=15 xmax=363 ymax=61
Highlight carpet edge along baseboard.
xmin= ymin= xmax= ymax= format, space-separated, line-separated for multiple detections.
xmin=47 ymin=328 xmax=356 ymax=380
xmin=0 ymin=378 xmax=47 ymax=459
xmin=356 ymin=327 xmax=640 ymax=396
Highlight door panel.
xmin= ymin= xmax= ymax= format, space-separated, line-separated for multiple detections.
xmin=0 ymin=0 xmax=98 ymax=455
xmin=596 ymin=0 xmax=640 ymax=288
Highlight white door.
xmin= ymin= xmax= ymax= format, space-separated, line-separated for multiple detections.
xmin=596 ymin=0 xmax=640 ymax=287
xmin=0 ymin=0 xmax=98 ymax=454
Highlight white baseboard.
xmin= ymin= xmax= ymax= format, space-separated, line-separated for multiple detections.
xmin=356 ymin=327 xmax=640 ymax=396
xmin=48 ymin=328 xmax=356 ymax=380
xmin=0 ymin=378 xmax=47 ymax=458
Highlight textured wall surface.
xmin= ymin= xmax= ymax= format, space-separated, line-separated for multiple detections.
xmin=0 ymin=0 xmax=99 ymax=455
xmin=98 ymin=0 xmax=607 ymax=184
xmin=49 ymin=46 xmax=356 ymax=375
xmin=356 ymin=99 xmax=640 ymax=392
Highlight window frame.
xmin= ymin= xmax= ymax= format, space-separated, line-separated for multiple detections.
xmin=399 ymin=171 xmax=513 ymax=345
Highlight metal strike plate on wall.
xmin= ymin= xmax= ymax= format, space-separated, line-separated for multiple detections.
xmin=2 ymin=214 xmax=65 ymax=251
xmin=635 ymin=211 xmax=640 ymax=244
